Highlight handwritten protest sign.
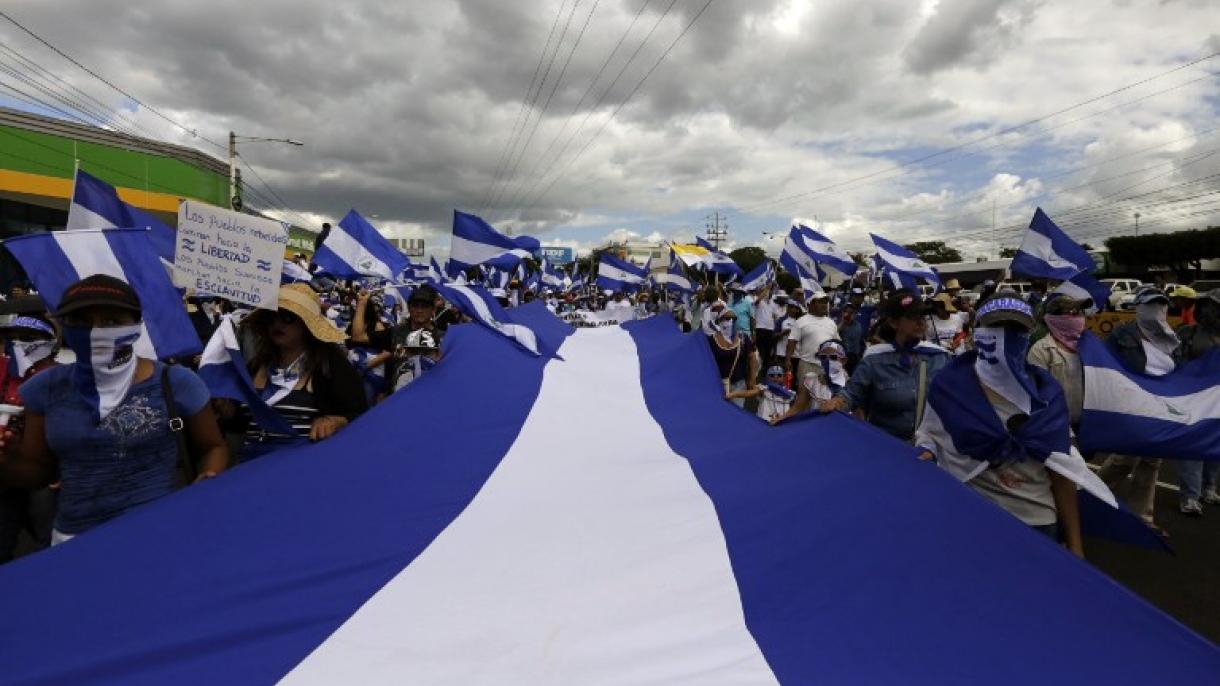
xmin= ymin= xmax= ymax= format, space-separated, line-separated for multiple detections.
xmin=174 ymin=200 xmax=288 ymax=310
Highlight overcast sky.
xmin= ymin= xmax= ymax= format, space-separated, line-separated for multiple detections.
xmin=2 ymin=0 xmax=1219 ymax=260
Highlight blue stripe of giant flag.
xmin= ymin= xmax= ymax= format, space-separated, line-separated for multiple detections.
xmin=1077 ymin=332 xmax=1220 ymax=461
xmin=4 ymin=228 xmax=200 ymax=361
xmin=312 ymin=209 xmax=410 ymax=281
xmin=1011 ymin=208 xmax=1096 ymax=281
xmin=0 ymin=307 xmax=570 ymax=686
xmin=622 ymin=315 xmax=1220 ymax=683
xmin=448 ymin=210 xmax=540 ymax=274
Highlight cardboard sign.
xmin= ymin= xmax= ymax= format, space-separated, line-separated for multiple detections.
xmin=174 ymin=200 xmax=288 ymax=310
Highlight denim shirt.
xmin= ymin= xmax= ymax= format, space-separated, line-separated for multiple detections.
xmin=839 ymin=343 xmax=949 ymax=441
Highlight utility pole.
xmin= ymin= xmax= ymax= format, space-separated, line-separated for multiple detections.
xmin=1134 ymin=212 xmax=1141 ymax=236
xmin=228 ymin=130 xmax=238 ymax=210
xmin=705 ymin=211 xmax=728 ymax=249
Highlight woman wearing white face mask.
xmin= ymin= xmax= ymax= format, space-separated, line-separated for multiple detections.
xmin=914 ymin=296 xmax=1091 ymax=556
xmin=0 ymin=275 xmax=229 ymax=544
xmin=1096 ymin=287 xmax=1182 ymax=526
xmin=710 ymin=309 xmax=759 ymax=408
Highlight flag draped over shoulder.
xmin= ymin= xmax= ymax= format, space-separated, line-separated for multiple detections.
xmin=3 ymin=312 xmax=1215 ymax=684
xmin=313 ymin=210 xmax=411 ymax=281
xmin=197 ymin=315 xmax=297 ymax=436
xmin=5 ymin=228 xmax=200 ymax=360
xmin=1078 ymin=333 xmax=1220 ymax=461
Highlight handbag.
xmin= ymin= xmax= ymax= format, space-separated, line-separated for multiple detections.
xmin=160 ymin=366 xmax=197 ymax=484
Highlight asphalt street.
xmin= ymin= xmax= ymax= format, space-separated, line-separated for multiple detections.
xmin=1085 ymin=460 xmax=1220 ymax=644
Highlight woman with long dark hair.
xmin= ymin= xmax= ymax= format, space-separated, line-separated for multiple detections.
xmin=237 ymin=284 xmax=367 ymax=460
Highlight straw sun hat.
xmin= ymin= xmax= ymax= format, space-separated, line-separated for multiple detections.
xmin=276 ymin=283 xmax=347 ymax=343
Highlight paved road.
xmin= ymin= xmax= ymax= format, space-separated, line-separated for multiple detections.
xmin=1084 ymin=461 xmax=1220 ymax=644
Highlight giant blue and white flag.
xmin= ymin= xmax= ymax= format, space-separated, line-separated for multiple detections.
xmin=198 ymin=316 xmax=297 ymax=435
xmin=313 ymin=210 xmax=411 ymax=282
xmin=695 ymin=236 xmax=744 ymax=280
xmin=1011 ymin=208 xmax=1095 ymax=281
xmin=3 ymin=311 xmax=1217 ymax=685
xmin=5 ymin=228 xmax=201 ymax=360
xmin=66 ymin=168 xmax=177 ymax=265
xmin=870 ymin=233 xmax=940 ymax=290
xmin=1077 ymin=333 xmax=1220 ymax=461
xmin=596 ymin=252 xmax=648 ymax=292
xmin=739 ymin=259 xmax=775 ymax=293
xmin=797 ymin=225 xmax=858 ymax=276
xmin=448 ymin=210 xmax=540 ymax=275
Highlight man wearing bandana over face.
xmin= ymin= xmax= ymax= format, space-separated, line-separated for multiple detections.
xmin=914 ymin=295 xmax=1089 ymax=556
xmin=0 ymin=297 xmax=59 ymax=562
xmin=1097 ymin=287 xmax=1182 ymax=527
xmin=0 ymin=275 xmax=230 ymax=544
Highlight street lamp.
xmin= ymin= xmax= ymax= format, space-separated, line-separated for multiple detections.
xmin=229 ymin=131 xmax=304 ymax=210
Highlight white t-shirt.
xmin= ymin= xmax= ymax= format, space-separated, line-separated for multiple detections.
xmin=925 ymin=313 xmax=965 ymax=351
xmin=754 ymin=298 xmax=782 ymax=332
xmin=776 ymin=318 xmax=797 ymax=358
xmin=756 ymin=389 xmax=793 ymax=422
xmin=789 ymin=314 xmax=839 ymax=363
xmin=801 ymin=370 xmax=835 ymax=403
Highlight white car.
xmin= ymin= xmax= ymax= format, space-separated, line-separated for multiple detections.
xmin=1099 ymin=278 xmax=1143 ymax=310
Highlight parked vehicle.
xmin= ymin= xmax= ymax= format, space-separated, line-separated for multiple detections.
xmin=1188 ymin=279 xmax=1220 ymax=293
xmin=998 ymin=281 xmax=1033 ymax=296
xmin=1100 ymin=278 xmax=1143 ymax=310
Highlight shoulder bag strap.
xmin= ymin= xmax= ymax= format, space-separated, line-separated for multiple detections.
xmin=913 ymin=358 xmax=930 ymax=437
xmin=160 ymin=366 xmax=196 ymax=483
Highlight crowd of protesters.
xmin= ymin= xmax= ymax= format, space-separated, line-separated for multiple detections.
xmin=664 ymin=273 xmax=1220 ymax=552
xmin=0 ymin=259 xmax=1217 ymax=566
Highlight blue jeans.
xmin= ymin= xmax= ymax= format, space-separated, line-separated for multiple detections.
xmin=1178 ymin=460 xmax=1220 ymax=503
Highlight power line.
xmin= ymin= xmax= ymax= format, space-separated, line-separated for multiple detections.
xmin=494 ymin=0 xmax=603 ymax=215
xmin=732 ymin=50 xmax=1220 ymax=216
xmin=514 ymin=0 xmax=712 ymax=218
xmin=479 ymin=0 xmax=574 ymax=214
xmin=0 ymin=9 xmax=226 ymax=151
xmin=499 ymin=0 xmax=654 ymax=217
xmin=0 ymin=41 xmax=156 ymax=139
xmin=498 ymin=0 xmax=683 ymax=220
xmin=756 ymin=70 xmax=1220 ymax=223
